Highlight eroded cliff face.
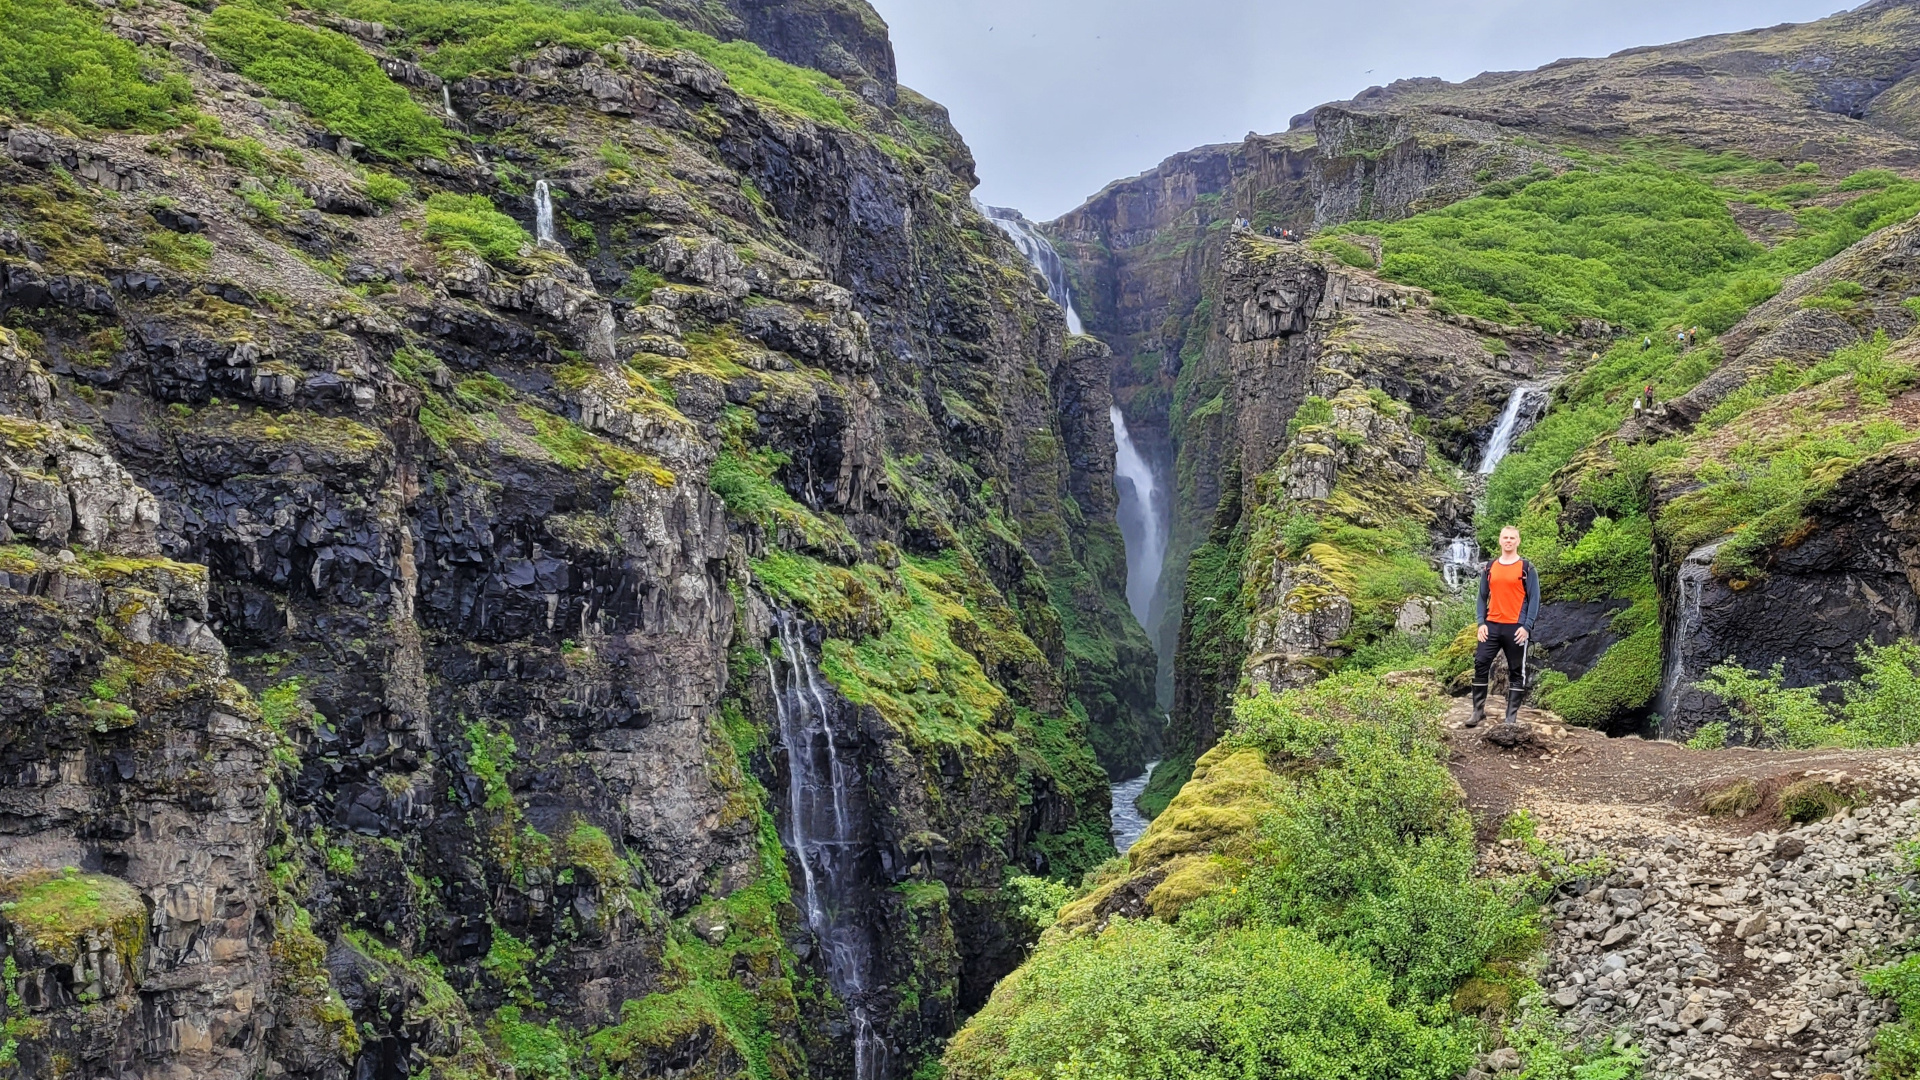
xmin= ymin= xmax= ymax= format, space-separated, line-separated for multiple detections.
xmin=1144 ymin=236 xmax=1591 ymax=808
xmin=0 ymin=3 xmax=1147 ymax=1077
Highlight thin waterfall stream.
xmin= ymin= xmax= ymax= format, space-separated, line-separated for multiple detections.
xmin=768 ymin=614 xmax=885 ymax=1080
xmin=534 ymin=180 xmax=557 ymax=248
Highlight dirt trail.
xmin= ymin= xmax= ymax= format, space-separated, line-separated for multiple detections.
xmin=1448 ymin=705 xmax=1920 ymax=838
xmin=1446 ymin=705 xmax=1920 ymax=1080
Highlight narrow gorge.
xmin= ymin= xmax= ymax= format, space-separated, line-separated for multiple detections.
xmin=12 ymin=0 xmax=1920 ymax=1078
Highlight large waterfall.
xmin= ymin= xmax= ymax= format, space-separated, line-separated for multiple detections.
xmin=534 ymin=179 xmax=557 ymax=248
xmin=1478 ymin=384 xmax=1549 ymax=474
xmin=1111 ymin=406 xmax=1169 ymax=630
xmin=768 ymin=615 xmax=885 ymax=1080
xmin=977 ymin=203 xmax=1084 ymax=335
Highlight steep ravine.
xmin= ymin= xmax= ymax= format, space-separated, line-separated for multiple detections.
xmin=0 ymin=1 xmax=1155 ymax=1077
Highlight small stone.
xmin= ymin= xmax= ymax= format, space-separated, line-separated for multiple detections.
xmin=1485 ymin=1047 xmax=1523 ymax=1072
xmin=1552 ymin=987 xmax=1581 ymax=1008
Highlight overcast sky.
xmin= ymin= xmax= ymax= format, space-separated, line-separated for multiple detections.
xmin=868 ymin=0 xmax=1857 ymax=220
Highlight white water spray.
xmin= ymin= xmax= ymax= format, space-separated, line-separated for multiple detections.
xmin=1478 ymin=384 xmax=1548 ymax=474
xmin=977 ymin=202 xmax=1084 ymax=335
xmin=1111 ymin=405 xmax=1169 ymax=630
xmin=1109 ymin=758 xmax=1160 ymax=853
xmin=442 ymin=85 xmax=457 ymax=119
xmin=1655 ymin=540 xmax=1726 ymax=727
xmin=768 ymin=615 xmax=885 ymax=1080
xmin=1441 ymin=536 xmax=1480 ymax=591
xmin=534 ymin=179 xmax=557 ymax=247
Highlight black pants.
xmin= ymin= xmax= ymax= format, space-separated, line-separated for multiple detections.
xmin=1473 ymin=622 xmax=1528 ymax=690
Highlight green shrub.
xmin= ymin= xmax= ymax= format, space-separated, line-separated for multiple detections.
xmin=1694 ymin=639 xmax=1920 ymax=749
xmin=362 ymin=171 xmax=413 ymax=209
xmin=203 ymin=1 xmax=448 ymax=161
xmin=424 ymin=192 xmax=530 ymax=264
xmin=0 ymin=0 xmax=190 ymax=129
xmin=1693 ymin=659 xmax=1842 ymax=747
xmin=1286 ymin=394 xmax=1335 ymax=437
xmin=946 ymin=919 xmax=1476 ymax=1080
xmin=1313 ymin=237 xmax=1377 ymax=269
xmin=1685 ymin=722 xmax=1728 ymax=750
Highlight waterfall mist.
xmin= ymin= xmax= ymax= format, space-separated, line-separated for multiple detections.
xmin=1111 ymin=405 xmax=1169 ymax=633
xmin=977 ymin=203 xmax=1084 ymax=335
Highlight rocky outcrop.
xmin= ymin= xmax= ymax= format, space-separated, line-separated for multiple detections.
xmin=1154 ymin=237 xmax=1565 ymax=790
xmin=0 ymin=4 xmax=1136 ymax=1078
xmin=1655 ymin=437 xmax=1920 ymax=738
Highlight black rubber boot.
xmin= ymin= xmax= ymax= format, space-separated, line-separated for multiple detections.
xmin=1503 ymin=687 xmax=1525 ymax=725
xmin=1467 ymin=683 xmax=1488 ymax=728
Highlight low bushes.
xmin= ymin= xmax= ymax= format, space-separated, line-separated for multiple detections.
xmin=945 ymin=676 xmax=1535 ymax=1079
xmin=0 ymin=0 xmax=190 ymax=129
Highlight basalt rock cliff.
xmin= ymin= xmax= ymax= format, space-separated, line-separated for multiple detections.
xmin=1051 ymin=0 xmax=1920 ymax=798
xmin=0 ymin=1 xmax=1156 ymax=1078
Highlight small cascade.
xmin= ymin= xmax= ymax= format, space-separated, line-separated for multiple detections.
xmin=1111 ymin=405 xmax=1169 ymax=631
xmin=768 ymin=615 xmax=885 ymax=1080
xmin=1655 ymin=540 xmax=1726 ymax=724
xmin=534 ymin=180 xmax=558 ymax=248
xmin=976 ymin=202 xmax=1084 ymax=334
xmin=1441 ymin=536 xmax=1481 ymax=591
xmin=1109 ymin=758 xmax=1160 ymax=853
xmin=1478 ymin=384 xmax=1549 ymax=474
xmin=442 ymin=85 xmax=457 ymax=119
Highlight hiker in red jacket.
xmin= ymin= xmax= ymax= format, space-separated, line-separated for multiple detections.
xmin=1469 ymin=525 xmax=1540 ymax=727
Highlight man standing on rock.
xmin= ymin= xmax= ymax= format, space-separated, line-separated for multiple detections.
xmin=1469 ymin=525 xmax=1539 ymax=727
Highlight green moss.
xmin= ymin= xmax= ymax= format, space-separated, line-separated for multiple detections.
xmin=425 ymin=192 xmax=531 ymax=265
xmin=0 ymin=869 xmax=144 ymax=965
xmin=0 ymin=0 xmax=191 ymax=130
xmin=318 ymin=0 xmax=853 ymax=126
xmin=202 ymin=1 xmax=448 ymax=161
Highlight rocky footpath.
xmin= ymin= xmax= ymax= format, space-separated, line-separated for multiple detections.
xmin=1460 ymin=715 xmax=1920 ymax=1079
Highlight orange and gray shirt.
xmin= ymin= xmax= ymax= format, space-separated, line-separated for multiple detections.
xmin=1477 ymin=557 xmax=1539 ymax=628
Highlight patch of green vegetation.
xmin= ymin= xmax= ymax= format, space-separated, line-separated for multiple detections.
xmin=755 ymin=549 xmax=1007 ymax=746
xmin=318 ymin=0 xmax=853 ymax=126
xmin=947 ymin=677 xmax=1534 ymax=1080
xmin=618 ymin=266 xmax=667 ymax=301
xmin=0 ymin=868 xmax=144 ymax=964
xmin=202 ymin=0 xmax=448 ymax=161
xmin=142 ymin=229 xmax=214 ymax=272
xmin=1350 ymin=162 xmax=1920 ymax=335
xmin=709 ymin=413 xmax=854 ymax=551
xmin=1693 ymin=638 xmax=1920 ymax=748
xmin=1657 ymin=412 xmax=1912 ymax=581
xmin=424 ymin=192 xmax=531 ymax=265
xmin=0 ymin=0 xmax=191 ymax=130
xmin=1308 ymin=236 xmax=1377 ymax=269
xmin=361 ymin=171 xmax=412 ymax=209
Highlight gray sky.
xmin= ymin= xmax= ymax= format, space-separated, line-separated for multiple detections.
xmin=868 ymin=0 xmax=1857 ymax=221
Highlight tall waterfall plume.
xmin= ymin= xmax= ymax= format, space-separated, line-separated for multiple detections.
xmin=1111 ymin=405 xmax=1169 ymax=632
xmin=768 ymin=615 xmax=885 ymax=1080
xmin=977 ymin=203 xmax=1084 ymax=335
xmin=534 ymin=180 xmax=557 ymax=248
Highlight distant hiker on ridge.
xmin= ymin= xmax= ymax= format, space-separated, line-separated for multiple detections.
xmin=1468 ymin=525 xmax=1539 ymax=728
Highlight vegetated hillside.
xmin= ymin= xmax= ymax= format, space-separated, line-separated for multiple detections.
xmin=954 ymin=3 xmax=1920 ymax=1075
xmin=0 ymin=0 xmax=1158 ymax=1077
xmin=1050 ymin=0 xmax=1920 ymax=813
